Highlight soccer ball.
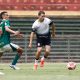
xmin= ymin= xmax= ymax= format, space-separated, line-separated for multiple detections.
xmin=67 ymin=62 xmax=76 ymax=70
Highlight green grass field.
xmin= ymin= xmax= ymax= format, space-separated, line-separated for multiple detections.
xmin=0 ymin=63 xmax=80 ymax=80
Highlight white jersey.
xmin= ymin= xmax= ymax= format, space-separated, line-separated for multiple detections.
xmin=32 ymin=18 xmax=51 ymax=35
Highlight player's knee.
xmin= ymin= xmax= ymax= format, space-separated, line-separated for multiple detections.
xmin=17 ymin=48 xmax=23 ymax=56
xmin=44 ymin=50 xmax=50 ymax=58
xmin=37 ymin=49 xmax=42 ymax=53
xmin=45 ymin=50 xmax=50 ymax=54
xmin=37 ymin=48 xmax=42 ymax=53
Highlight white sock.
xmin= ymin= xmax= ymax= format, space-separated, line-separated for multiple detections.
xmin=35 ymin=59 xmax=38 ymax=64
xmin=41 ymin=56 xmax=45 ymax=61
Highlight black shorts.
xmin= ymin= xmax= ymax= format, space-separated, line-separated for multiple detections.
xmin=36 ymin=36 xmax=51 ymax=47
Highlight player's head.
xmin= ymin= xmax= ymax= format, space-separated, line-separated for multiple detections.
xmin=0 ymin=11 xmax=9 ymax=19
xmin=38 ymin=11 xmax=45 ymax=22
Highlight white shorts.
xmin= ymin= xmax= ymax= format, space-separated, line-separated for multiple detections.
xmin=0 ymin=43 xmax=19 ymax=53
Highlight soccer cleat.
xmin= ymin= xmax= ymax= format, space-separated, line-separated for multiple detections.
xmin=40 ymin=59 xmax=44 ymax=67
xmin=33 ymin=63 xmax=38 ymax=70
xmin=0 ymin=72 xmax=4 ymax=75
xmin=9 ymin=65 xmax=20 ymax=70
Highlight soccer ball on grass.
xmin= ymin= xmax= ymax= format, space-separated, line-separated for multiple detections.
xmin=67 ymin=62 xmax=76 ymax=70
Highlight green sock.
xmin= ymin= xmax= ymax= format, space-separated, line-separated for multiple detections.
xmin=12 ymin=53 xmax=20 ymax=65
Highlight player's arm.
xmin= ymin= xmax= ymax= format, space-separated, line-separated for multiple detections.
xmin=28 ymin=32 xmax=34 ymax=48
xmin=4 ymin=20 xmax=20 ymax=36
xmin=5 ymin=20 xmax=23 ymax=37
xmin=28 ymin=23 xmax=36 ymax=48
xmin=49 ymin=21 xmax=56 ymax=38
xmin=5 ymin=26 xmax=24 ymax=38
xmin=5 ymin=26 xmax=20 ymax=36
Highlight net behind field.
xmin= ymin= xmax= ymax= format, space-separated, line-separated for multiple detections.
xmin=0 ymin=16 xmax=80 ymax=63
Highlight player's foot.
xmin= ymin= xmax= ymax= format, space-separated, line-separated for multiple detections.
xmin=0 ymin=72 xmax=4 ymax=75
xmin=9 ymin=65 xmax=20 ymax=70
xmin=33 ymin=63 xmax=38 ymax=70
xmin=40 ymin=59 xmax=44 ymax=67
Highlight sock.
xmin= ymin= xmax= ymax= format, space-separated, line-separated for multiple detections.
xmin=41 ymin=56 xmax=45 ymax=61
xmin=35 ymin=59 xmax=38 ymax=64
xmin=12 ymin=53 xmax=20 ymax=65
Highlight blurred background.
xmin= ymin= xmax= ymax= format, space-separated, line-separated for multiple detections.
xmin=0 ymin=0 xmax=80 ymax=63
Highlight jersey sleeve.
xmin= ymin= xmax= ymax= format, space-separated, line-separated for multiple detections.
xmin=5 ymin=20 xmax=10 ymax=27
xmin=49 ymin=20 xmax=54 ymax=26
xmin=46 ymin=18 xmax=54 ymax=26
xmin=32 ymin=22 xmax=37 ymax=32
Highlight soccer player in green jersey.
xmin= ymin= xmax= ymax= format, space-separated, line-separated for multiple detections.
xmin=0 ymin=11 xmax=23 ymax=74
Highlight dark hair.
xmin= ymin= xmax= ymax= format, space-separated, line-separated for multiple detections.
xmin=38 ymin=11 xmax=45 ymax=16
xmin=0 ymin=11 xmax=7 ymax=19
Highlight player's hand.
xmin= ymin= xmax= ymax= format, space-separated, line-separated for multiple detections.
xmin=14 ymin=31 xmax=24 ymax=38
xmin=28 ymin=43 xmax=32 ymax=49
xmin=16 ymin=33 xmax=24 ymax=38
xmin=14 ymin=31 xmax=20 ymax=36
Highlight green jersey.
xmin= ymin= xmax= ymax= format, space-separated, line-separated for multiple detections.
xmin=0 ymin=19 xmax=10 ymax=47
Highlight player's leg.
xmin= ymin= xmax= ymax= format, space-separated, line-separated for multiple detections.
xmin=40 ymin=45 xmax=51 ymax=67
xmin=34 ymin=37 xmax=43 ymax=70
xmin=34 ymin=47 xmax=42 ymax=70
xmin=44 ymin=45 xmax=51 ymax=59
xmin=0 ymin=52 xmax=4 ymax=75
xmin=9 ymin=43 xmax=23 ymax=70
xmin=40 ymin=36 xmax=51 ymax=67
xmin=0 ymin=49 xmax=4 ymax=75
xmin=44 ymin=45 xmax=51 ymax=58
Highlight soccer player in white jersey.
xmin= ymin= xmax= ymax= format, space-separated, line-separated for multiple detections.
xmin=0 ymin=11 xmax=23 ymax=74
xmin=29 ymin=11 xmax=55 ymax=70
